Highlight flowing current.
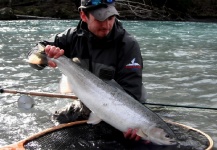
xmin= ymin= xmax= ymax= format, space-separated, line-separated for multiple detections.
xmin=0 ymin=20 xmax=216 ymax=149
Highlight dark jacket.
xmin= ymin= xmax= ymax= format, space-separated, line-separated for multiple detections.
xmin=28 ymin=19 xmax=147 ymax=103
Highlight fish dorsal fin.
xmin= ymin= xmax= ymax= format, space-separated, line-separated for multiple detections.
xmin=137 ymin=129 xmax=149 ymax=141
xmin=72 ymin=57 xmax=81 ymax=64
xmin=72 ymin=57 xmax=89 ymax=69
xmin=87 ymin=112 xmax=102 ymax=125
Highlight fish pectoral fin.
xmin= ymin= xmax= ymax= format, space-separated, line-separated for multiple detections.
xmin=87 ymin=112 xmax=102 ymax=125
xmin=137 ymin=129 xmax=149 ymax=141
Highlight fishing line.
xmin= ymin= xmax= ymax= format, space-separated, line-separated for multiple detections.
xmin=1 ymin=86 xmax=216 ymax=110
xmin=144 ymin=102 xmax=217 ymax=110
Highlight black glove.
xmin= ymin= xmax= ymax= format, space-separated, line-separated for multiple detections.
xmin=51 ymin=100 xmax=91 ymax=125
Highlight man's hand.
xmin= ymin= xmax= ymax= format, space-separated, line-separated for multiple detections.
xmin=123 ymin=128 xmax=141 ymax=141
xmin=123 ymin=128 xmax=151 ymax=144
xmin=45 ymin=45 xmax=64 ymax=68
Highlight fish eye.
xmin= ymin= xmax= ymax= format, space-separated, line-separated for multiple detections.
xmin=165 ymin=134 xmax=171 ymax=138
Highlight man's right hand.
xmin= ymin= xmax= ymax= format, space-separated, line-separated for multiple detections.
xmin=44 ymin=45 xmax=64 ymax=68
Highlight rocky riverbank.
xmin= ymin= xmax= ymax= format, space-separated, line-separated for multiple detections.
xmin=0 ymin=0 xmax=217 ymax=22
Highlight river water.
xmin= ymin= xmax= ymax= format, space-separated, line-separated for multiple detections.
xmin=0 ymin=20 xmax=216 ymax=149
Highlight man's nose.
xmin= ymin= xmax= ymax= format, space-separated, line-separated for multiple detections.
xmin=101 ymin=19 xmax=110 ymax=28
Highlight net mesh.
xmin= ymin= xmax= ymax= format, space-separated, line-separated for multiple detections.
xmin=24 ymin=121 xmax=210 ymax=150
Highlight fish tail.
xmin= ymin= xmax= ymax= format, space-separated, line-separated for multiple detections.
xmin=27 ymin=52 xmax=48 ymax=65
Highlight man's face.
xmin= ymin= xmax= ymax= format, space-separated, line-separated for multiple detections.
xmin=81 ymin=12 xmax=115 ymax=38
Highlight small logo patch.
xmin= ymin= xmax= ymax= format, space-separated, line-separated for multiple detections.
xmin=125 ymin=58 xmax=141 ymax=70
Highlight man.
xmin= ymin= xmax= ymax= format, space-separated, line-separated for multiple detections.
xmin=28 ymin=0 xmax=146 ymax=141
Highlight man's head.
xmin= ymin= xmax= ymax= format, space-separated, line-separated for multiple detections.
xmin=79 ymin=0 xmax=119 ymax=21
xmin=79 ymin=0 xmax=119 ymax=38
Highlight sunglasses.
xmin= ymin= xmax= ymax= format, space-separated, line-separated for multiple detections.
xmin=85 ymin=0 xmax=115 ymax=6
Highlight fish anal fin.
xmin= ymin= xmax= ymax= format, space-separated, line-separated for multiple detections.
xmin=58 ymin=74 xmax=74 ymax=94
xmin=87 ymin=112 xmax=102 ymax=125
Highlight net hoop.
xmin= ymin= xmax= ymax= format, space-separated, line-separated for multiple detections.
xmin=167 ymin=121 xmax=214 ymax=150
xmin=0 ymin=120 xmax=213 ymax=150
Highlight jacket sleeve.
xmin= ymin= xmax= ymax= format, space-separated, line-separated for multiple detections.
xmin=116 ymin=33 xmax=147 ymax=103
xmin=27 ymin=28 xmax=75 ymax=70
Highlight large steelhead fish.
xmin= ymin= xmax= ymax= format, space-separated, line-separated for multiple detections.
xmin=28 ymin=44 xmax=177 ymax=145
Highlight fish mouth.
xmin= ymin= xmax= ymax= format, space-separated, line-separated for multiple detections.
xmin=164 ymin=133 xmax=177 ymax=145
xmin=169 ymin=139 xmax=178 ymax=145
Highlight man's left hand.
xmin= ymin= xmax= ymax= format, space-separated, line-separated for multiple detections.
xmin=123 ymin=128 xmax=141 ymax=141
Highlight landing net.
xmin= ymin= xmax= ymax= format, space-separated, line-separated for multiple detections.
xmin=21 ymin=121 xmax=212 ymax=150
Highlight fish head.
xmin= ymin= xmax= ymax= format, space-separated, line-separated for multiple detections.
xmin=137 ymin=126 xmax=177 ymax=145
